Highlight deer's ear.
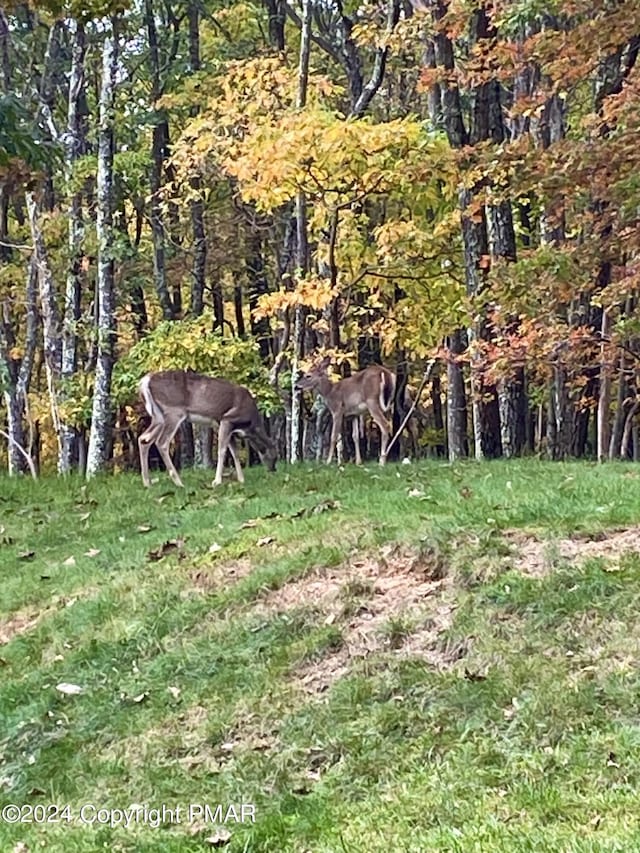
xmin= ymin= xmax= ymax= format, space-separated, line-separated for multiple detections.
xmin=318 ymin=354 xmax=331 ymax=368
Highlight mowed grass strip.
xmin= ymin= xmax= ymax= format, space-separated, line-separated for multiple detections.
xmin=1 ymin=459 xmax=640 ymax=851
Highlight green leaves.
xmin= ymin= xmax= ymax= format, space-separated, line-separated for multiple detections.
xmin=112 ymin=313 xmax=281 ymax=413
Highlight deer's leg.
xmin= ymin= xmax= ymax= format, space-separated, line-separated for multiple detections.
xmin=213 ymin=419 xmax=233 ymax=486
xmin=327 ymin=410 xmax=343 ymax=465
xmin=369 ymin=405 xmax=391 ymax=466
xmin=352 ymin=417 xmax=362 ymax=465
xmin=138 ymin=421 xmax=163 ymax=487
xmin=155 ymin=415 xmax=186 ymax=487
xmin=227 ymin=435 xmax=245 ymax=483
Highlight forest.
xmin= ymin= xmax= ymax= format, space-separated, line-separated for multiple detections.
xmin=1 ymin=0 xmax=640 ymax=475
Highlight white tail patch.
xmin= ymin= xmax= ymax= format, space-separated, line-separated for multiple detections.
xmin=139 ymin=374 xmax=159 ymax=420
xmin=379 ymin=370 xmax=396 ymax=413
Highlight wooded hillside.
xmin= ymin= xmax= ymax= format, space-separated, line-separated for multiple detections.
xmin=1 ymin=0 xmax=639 ymax=474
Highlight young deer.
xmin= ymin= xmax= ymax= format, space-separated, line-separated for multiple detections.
xmin=295 ymin=356 xmax=396 ymax=465
xmin=138 ymin=369 xmax=276 ymax=487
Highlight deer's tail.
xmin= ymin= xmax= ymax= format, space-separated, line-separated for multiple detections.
xmin=380 ymin=369 xmax=396 ymax=413
xmin=139 ymin=374 xmax=161 ymax=421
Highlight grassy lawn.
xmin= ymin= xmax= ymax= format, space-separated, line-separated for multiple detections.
xmin=2 ymin=458 xmax=640 ymax=851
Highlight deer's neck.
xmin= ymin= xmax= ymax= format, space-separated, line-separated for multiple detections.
xmin=315 ymin=374 xmax=338 ymax=405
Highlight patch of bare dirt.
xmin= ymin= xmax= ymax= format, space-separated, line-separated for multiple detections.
xmin=0 ymin=592 xmax=92 ymax=646
xmin=506 ymin=527 xmax=640 ymax=576
xmin=0 ymin=611 xmax=42 ymax=645
xmin=256 ymin=545 xmax=458 ymax=694
xmin=186 ymin=558 xmax=253 ymax=594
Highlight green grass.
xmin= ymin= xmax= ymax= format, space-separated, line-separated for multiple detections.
xmin=2 ymin=458 xmax=640 ymax=851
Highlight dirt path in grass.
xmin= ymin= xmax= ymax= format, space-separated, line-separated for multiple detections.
xmin=0 ymin=591 xmax=94 ymax=646
xmin=506 ymin=526 xmax=640 ymax=576
xmin=254 ymin=545 xmax=460 ymax=693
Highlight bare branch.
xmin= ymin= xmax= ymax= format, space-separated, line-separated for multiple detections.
xmin=0 ymin=429 xmax=38 ymax=479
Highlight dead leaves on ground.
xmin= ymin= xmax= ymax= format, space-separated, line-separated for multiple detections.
xmin=240 ymin=499 xmax=341 ymax=530
xmin=147 ymin=538 xmax=186 ymax=562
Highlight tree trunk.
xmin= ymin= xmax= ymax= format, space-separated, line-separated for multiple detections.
xmin=597 ymin=310 xmax=612 ymax=461
xmin=0 ymin=300 xmax=25 ymax=474
xmin=145 ymin=0 xmax=175 ymax=320
xmin=430 ymin=0 xmax=469 ymax=457
xmin=290 ymin=0 xmax=311 ymax=464
xmin=264 ymin=0 xmax=285 ymax=51
xmin=234 ymin=284 xmax=246 ymax=336
xmin=247 ymin=229 xmax=272 ymax=360
xmin=60 ymin=19 xmax=87 ymax=473
xmin=389 ymin=352 xmax=408 ymax=462
xmin=488 ymin=203 xmax=526 ymax=457
xmin=187 ymin=0 xmax=207 ymax=319
xmin=446 ymin=329 xmax=468 ymax=460
xmin=26 ymin=191 xmax=63 ymax=464
xmin=86 ymin=18 xmax=118 ymax=477
xmin=609 ymin=349 xmax=629 ymax=459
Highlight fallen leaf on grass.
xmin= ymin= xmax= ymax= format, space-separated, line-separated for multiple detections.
xmin=63 ymin=556 xmax=76 ymax=567
xmin=84 ymin=549 xmax=100 ymax=558
xmin=0 ymin=526 xmax=14 ymax=546
xmin=257 ymin=536 xmax=275 ymax=547
xmin=137 ymin=524 xmax=154 ymax=533
xmin=209 ymin=542 xmax=222 ymax=554
xmin=147 ymin=539 xmax=185 ymax=562
xmin=312 ymin=500 xmax=340 ymax=514
xmin=18 ymin=550 xmax=35 ymax=561
xmin=56 ymin=682 xmax=83 ymax=696
xmin=120 ymin=691 xmax=149 ymax=704
xmin=464 ymin=668 xmax=487 ymax=682
xmin=240 ymin=519 xmax=258 ymax=529
xmin=167 ymin=686 xmax=181 ymax=700
xmin=205 ymin=829 xmax=232 ymax=846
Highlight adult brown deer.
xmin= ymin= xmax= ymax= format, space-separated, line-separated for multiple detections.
xmin=295 ymin=356 xmax=396 ymax=465
xmin=138 ymin=369 xmax=276 ymax=487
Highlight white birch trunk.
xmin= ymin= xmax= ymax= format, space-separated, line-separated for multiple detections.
xmin=86 ymin=19 xmax=117 ymax=477
xmin=60 ymin=19 xmax=87 ymax=473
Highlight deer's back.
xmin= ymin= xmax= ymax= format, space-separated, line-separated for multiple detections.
xmin=145 ymin=370 xmax=257 ymax=423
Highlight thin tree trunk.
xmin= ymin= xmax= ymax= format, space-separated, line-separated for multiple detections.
xmin=447 ymin=329 xmax=467 ymax=460
xmin=0 ymin=300 xmax=25 ymax=474
xmin=597 ymin=310 xmax=611 ymax=461
xmin=264 ymin=0 xmax=285 ymax=51
xmin=145 ymin=0 xmax=174 ymax=320
xmin=26 ymin=191 xmax=63 ymax=464
xmin=430 ymin=0 xmax=469 ymax=458
xmin=247 ymin=229 xmax=272 ymax=360
xmin=187 ymin=0 xmax=207 ymax=319
xmin=609 ymin=349 xmax=629 ymax=459
xmin=290 ymin=0 xmax=311 ymax=464
xmin=60 ymin=19 xmax=87 ymax=473
xmin=86 ymin=18 xmax=118 ymax=477
xmin=234 ymin=284 xmax=246 ymax=336
xmin=621 ymin=402 xmax=639 ymax=459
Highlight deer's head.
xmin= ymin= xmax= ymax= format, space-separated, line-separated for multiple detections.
xmin=295 ymin=355 xmax=331 ymax=392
